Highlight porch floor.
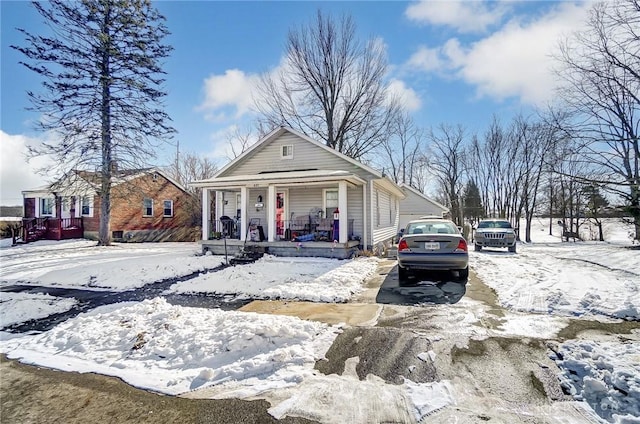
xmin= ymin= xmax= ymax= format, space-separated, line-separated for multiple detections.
xmin=200 ymin=239 xmax=361 ymax=259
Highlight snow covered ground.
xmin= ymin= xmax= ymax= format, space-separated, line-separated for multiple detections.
xmin=0 ymin=218 xmax=639 ymax=423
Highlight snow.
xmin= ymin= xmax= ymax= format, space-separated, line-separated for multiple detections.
xmin=171 ymin=255 xmax=379 ymax=302
xmin=0 ymin=218 xmax=639 ymax=422
xmin=552 ymin=340 xmax=640 ymax=423
xmin=0 ymin=240 xmax=225 ymax=290
xmin=0 ymin=292 xmax=78 ymax=327
xmin=471 ymin=220 xmax=640 ymax=321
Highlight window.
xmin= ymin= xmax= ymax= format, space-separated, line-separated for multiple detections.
xmin=324 ymin=189 xmax=338 ymax=219
xmin=81 ymin=196 xmax=91 ymax=216
xmin=40 ymin=198 xmax=54 ymax=216
xmin=281 ymin=144 xmax=293 ymax=159
xmin=62 ymin=197 xmax=70 ymax=213
xmin=143 ymin=198 xmax=153 ymax=216
xmin=163 ymin=200 xmax=173 ymax=217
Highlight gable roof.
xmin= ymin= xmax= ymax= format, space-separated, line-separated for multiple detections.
xmin=199 ymin=126 xmax=404 ymax=198
xmin=215 ymin=126 xmax=386 ymax=180
xmin=22 ymin=168 xmax=189 ymax=196
xmin=400 ymin=183 xmax=449 ymax=212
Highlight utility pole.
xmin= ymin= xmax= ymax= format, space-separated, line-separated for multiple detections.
xmin=175 ymin=140 xmax=180 ymax=182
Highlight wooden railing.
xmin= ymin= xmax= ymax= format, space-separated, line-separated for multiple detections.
xmin=21 ymin=217 xmax=84 ymax=243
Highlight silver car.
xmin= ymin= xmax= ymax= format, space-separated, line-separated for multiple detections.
xmin=397 ymin=218 xmax=469 ymax=281
xmin=474 ymin=219 xmax=517 ymax=253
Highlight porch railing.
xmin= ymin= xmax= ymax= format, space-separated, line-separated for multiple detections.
xmin=21 ymin=217 xmax=84 ymax=243
xmin=208 ymin=217 xmax=354 ymax=242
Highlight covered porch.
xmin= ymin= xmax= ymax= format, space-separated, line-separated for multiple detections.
xmin=193 ymin=170 xmax=368 ymax=258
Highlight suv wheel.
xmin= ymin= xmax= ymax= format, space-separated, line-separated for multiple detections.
xmin=508 ymin=245 xmax=517 ymax=253
xmin=474 ymin=244 xmax=482 ymax=251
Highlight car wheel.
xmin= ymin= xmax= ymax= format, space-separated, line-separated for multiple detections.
xmin=474 ymin=244 xmax=482 ymax=251
xmin=398 ymin=266 xmax=409 ymax=283
xmin=456 ymin=267 xmax=469 ymax=281
xmin=508 ymin=245 xmax=517 ymax=253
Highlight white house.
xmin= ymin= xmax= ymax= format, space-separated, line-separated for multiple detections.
xmin=190 ymin=126 xmax=405 ymax=258
xmin=398 ymin=183 xmax=449 ymax=230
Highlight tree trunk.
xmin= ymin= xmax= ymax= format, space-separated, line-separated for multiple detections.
xmin=98 ymin=4 xmax=112 ymax=246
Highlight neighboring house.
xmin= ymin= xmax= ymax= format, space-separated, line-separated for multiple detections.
xmin=190 ymin=126 xmax=406 ymax=258
xmin=398 ymin=183 xmax=449 ymax=230
xmin=21 ymin=168 xmax=195 ymax=242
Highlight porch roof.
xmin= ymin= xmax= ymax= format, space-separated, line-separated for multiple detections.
xmin=190 ymin=169 xmax=367 ymax=189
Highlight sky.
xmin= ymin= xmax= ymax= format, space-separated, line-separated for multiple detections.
xmin=0 ymin=0 xmax=594 ymax=206
xmin=1 ymin=218 xmax=638 ymax=422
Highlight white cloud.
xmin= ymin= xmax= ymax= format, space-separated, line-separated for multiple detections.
xmin=407 ymin=46 xmax=444 ymax=72
xmin=0 ymin=131 xmax=53 ymax=206
xmin=405 ymin=1 xmax=508 ymax=34
xmin=405 ymin=2 xmax=592 ymax=106
xmin=388 ymin=79 xmax=422 ymax=112
xmin=198 ymin=69 xmax=260 ymax=120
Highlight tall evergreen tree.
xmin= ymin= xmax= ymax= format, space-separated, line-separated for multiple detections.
xmin=12 ymin=0 xmax=175 ymax=245
xmin=462 ymin=180 xmax=484 ymax=223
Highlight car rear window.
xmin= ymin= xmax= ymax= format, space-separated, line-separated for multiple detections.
xmin=406 ymin=221 xmax=457 ymax=234
xmin=478 ymin=221 xmax=512 ymax=229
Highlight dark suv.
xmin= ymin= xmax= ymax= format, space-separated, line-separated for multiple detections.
xmin=474 ymin=219 xmax=517 ymax=253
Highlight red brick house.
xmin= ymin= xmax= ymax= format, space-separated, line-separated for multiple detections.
xmin=22 ymin=168 xmax=197 ymax=242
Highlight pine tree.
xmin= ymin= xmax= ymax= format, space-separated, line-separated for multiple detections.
xmin=12 ymin=0 xmax=175 ymax=245
xmin=462 ymin=180 xmax=484 ymax=223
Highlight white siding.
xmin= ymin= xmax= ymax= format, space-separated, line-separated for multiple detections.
xmin=372 ymin=183 xmax=400 ymax=250
xmin=399 ymin=187 xmax=448 ymax=229
xmin=221 ymin=133 xmax=373 ymax=181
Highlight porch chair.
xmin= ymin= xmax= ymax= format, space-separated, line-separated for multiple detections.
xmin=315 ymin=218 xmax=333 ymax=241
xmin=290 ymin=215 xmax=310 ymax=236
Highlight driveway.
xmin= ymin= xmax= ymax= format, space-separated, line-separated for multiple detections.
xmin=2 ymin=258 xmax=635 ymax=423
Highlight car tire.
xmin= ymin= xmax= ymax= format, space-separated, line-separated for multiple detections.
xmin=456 ymin=267 xmax=469 ymax=281
xmin=508 ymin=245 xmax=517 ymax=253
xmin=398 ymin=266 xmax=409 ymax=283
xmin=474 ymin=244 xmax=482 ymax=251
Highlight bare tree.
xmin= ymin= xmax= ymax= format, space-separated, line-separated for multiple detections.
xmin=166 ymin=151 xmax=218 ymax=226
xmin=428 ymin=123 xmax=467 ymax=225
xmin=376 ymin=111 xmax=426 ymax=187
xmin=254 ymin=10 xmax=400 ymax=160
xmin=555 ymin=0 xmax=640 ymax=240
xmin=12 ymin=0 xmax=174 ymax=245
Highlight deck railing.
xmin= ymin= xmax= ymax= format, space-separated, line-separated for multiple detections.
xmin=208 ymin=217 xmax=354 ymax=242
xmin=21 ymin=217 xmax=84 ymax=243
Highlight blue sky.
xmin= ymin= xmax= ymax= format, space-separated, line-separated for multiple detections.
xmin=0 ymin=1 xmax=592 ymax=206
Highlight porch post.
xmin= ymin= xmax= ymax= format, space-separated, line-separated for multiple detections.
xmin=202 ymin=189 xmax=209 ymax=240
xmin=215 ymin=190 xmax=224 ymax=227
xmin=267 ymin=185 xmax=276 ymax=242
xmin=362 ymin=185 xmax=368 ymax=249
xmin=240 ymin=186 xmax=248 ymax=241
xmin=338 ymin=180 xmax=348 ymax=243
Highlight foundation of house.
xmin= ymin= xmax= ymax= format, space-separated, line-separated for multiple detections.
xmin=200 ymin=239 xmax=361 ymax=259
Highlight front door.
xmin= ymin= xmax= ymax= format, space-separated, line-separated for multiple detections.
xmin=275 ymin=190 xmax=288 ymax=240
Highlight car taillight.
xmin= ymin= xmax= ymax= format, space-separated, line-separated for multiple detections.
xmin=398 ymin=239 xmax=409 ymax=251
xmin=455 ymin=239 xmax=468 ymax=252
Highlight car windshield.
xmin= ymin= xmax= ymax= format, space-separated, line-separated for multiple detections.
xmin=405 ymin=221 xmax=458 ymax=235
xmin=478 ymin=221 xmax=512 ymax=229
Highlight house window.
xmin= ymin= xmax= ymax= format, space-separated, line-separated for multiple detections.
xmin=163 ymin=200 xmax=173 ymax=217
xmin=324 ymin=189 xmax=338 ymax=219
xmin=281 ymin=145 xmax=293 ymax=159
xmin=143 ymin=198 xmax=153 ymax=216
xmin=40 ymin=198 xmax=54 ymax=216
xmin=81 ymin=196 xmax=91 ymax=216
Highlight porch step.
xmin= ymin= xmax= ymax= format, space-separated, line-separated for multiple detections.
xmin=229 ymin=245 xmax=265 ymax=266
